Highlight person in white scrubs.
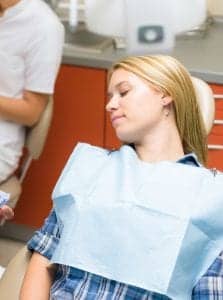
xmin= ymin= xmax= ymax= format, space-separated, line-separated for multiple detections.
xmin=0 ymin=0 xmax=64 ymax=183
xmin=0 ymin=205 xmax=14 ymax=222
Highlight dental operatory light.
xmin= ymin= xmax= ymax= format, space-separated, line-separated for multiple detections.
xmin=69 ymin=0 xmax=207 ymax=54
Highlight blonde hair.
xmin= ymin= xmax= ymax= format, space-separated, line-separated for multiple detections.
xmin=108 ymin=55 xmax=207 ymax=165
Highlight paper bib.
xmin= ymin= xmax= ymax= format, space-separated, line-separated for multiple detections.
xmin=51 ymin=143 xmax=223 ymax=300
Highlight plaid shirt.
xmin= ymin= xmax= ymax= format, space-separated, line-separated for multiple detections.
xmin=28 ymin=154 xmax=223 ymax=299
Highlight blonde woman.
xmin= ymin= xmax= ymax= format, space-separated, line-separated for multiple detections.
xmin=20 ymin=55 xmax=223 ymax=299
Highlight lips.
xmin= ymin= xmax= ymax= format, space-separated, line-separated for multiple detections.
xmin=111 ymin=115 xmax=125 ymax=125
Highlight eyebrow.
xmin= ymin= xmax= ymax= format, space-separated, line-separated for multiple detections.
xmin=107 ymin=81 xmax=130 ymax=96
xmin=116 ymin=81 xmax=129 ymax=88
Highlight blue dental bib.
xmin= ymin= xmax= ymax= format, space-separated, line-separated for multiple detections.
xmin=51 ymin=143 xmax=223 ymax=300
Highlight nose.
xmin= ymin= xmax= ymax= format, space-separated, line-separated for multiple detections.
xmin=106 ymin=95 xmax=120 ymax=112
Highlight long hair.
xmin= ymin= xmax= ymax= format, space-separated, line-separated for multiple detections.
xmin=108 ymin=55 xmax=207 ymax=165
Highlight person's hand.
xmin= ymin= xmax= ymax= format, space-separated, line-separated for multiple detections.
xmin=0 ymin=205 xmax=14 ymax=222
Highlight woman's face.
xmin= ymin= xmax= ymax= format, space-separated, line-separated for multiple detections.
xmin=106 ymin=68 xmax=168 ymax=143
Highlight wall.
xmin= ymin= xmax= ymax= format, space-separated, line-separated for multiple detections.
xmin=56 ymin=1 xmax=223 ymax=22
xmin=208 ymin=0 xmax=223 ymax=16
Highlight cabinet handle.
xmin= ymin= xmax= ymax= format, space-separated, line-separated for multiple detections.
xmin=214 ymin=119 xmax=223 ymax=125
xmin=214 ymin=94 xmax=223 ymax=99
xmin=208 ymin=144 xmax=223 ymax=150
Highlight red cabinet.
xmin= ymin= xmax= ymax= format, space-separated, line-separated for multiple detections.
xmin=207 ymin=84 xmax=223 ymax=171
xmin=13 ymin=65 xmax=107 ymax=227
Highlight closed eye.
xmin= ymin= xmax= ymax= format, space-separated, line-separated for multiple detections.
xmin=120 ymin=90 xmax=129 ymax=97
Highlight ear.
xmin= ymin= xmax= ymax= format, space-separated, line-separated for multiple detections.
xmin=161 ymin=95 xmax=173 ymax=106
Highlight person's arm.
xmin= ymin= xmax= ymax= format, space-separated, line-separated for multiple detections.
xmin=0 ymin=91 xmax=48 ymax=127
xmin=0 ymin=205 xmax=14 ymax=222
xmin=19 ymin=209 xmax=61 ymax=299
xmin=19 ymin=252 xmax=56 ymax=300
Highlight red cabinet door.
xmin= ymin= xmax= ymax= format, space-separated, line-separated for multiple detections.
xmin=13 ymin=65 xmax=107 ymax=227
xmin=207 ymin=84 xmax=223 ymax=171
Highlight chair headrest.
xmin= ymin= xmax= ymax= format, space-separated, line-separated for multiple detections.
xmin=191 ymin=77 xmax=215 ymax=135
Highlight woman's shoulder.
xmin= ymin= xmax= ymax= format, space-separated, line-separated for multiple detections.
xmin=72 ymin=142 xmax=110 ymax=156
xmin=73 ymin=142 xmax=126 ymax=157
xmin=51 ymin=143 xmax=122 ymax=200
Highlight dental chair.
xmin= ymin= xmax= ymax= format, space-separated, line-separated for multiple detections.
xmin=0 ymin=78 xmax=215 ymax=300
xmin=0 ymin=97 xmax=53 ymax=210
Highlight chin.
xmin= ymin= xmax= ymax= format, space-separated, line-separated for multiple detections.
xmin=116 ymin=132 xmax=136 ymax=144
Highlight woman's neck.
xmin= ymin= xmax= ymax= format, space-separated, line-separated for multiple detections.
xmin=134 ymin=121 xmax=184 ymax=163
xmin=0 ymin=0 xmax=20 ymax=14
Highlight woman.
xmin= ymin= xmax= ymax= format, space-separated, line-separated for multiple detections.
xmin=20 ymin=55 xmax=223 ymax=299
xmin=0 ymin=0 xmax=64 ymax=183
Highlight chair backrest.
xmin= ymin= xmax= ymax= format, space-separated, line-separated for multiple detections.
xmin=0 ymin=246 xmax=31 ymax=300
xmin=191 ymin=77 xmax=215 ymax=135
xmin=18 ymin=96 xmax=53 ymax=182
xmin=25 ymin=96 xmax=54 ymax=160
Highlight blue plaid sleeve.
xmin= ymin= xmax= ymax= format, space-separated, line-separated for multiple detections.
xmin=192 ymin=251 xmax=223 ymax=298
xmin=27 ymin=209 xmax=61 ymax=260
